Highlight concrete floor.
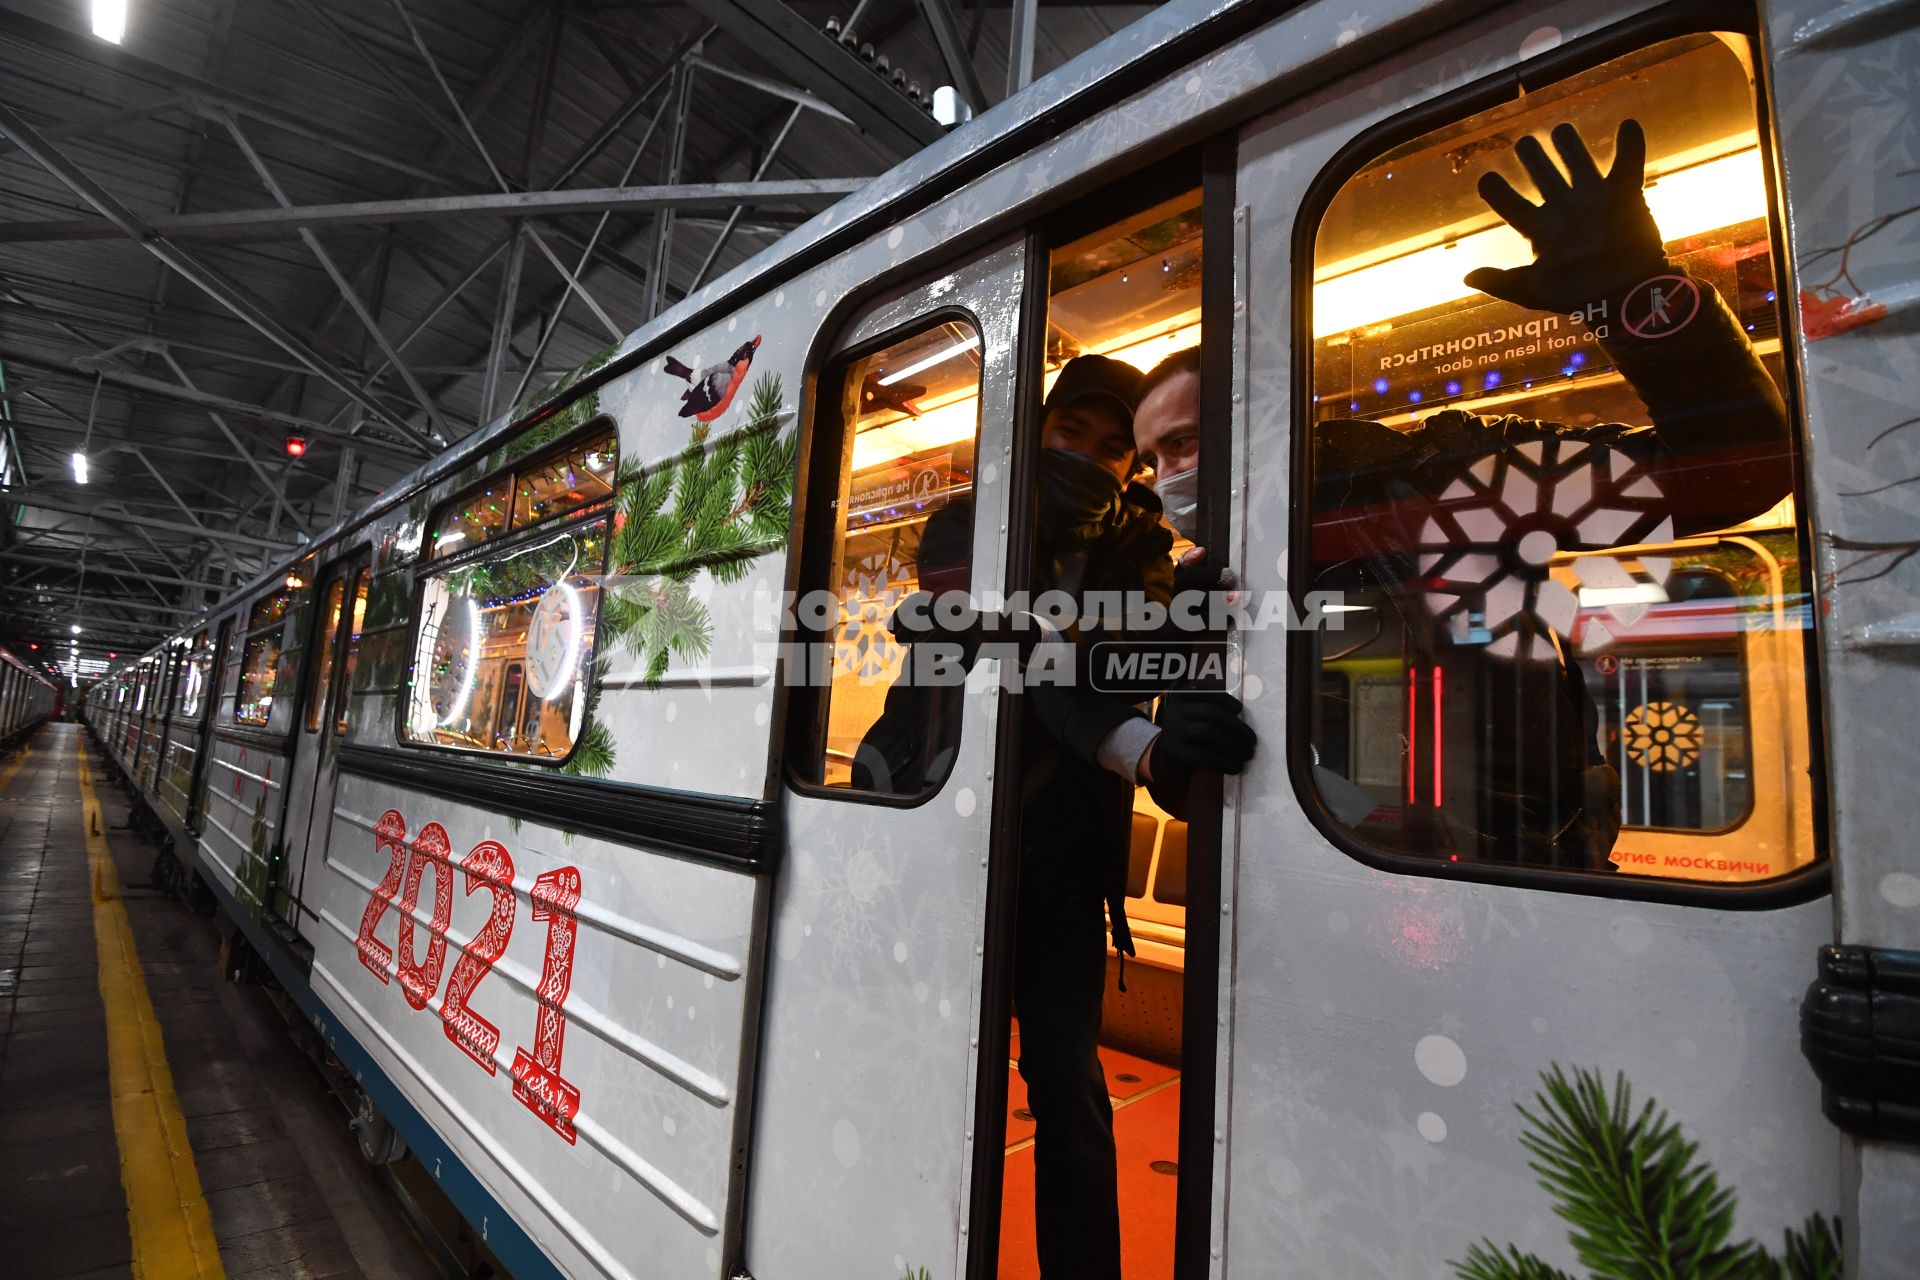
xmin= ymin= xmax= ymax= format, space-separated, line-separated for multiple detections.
xmin=0 ymin=724 xmax=445 ymax=1280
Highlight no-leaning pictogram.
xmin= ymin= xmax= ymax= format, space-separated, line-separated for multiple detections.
xmin=1621 ymin=274 xmax=1701 ymax=340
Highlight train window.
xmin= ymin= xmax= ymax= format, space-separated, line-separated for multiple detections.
xmin=807 ymin=319 xmax=984 ymax=796
xmin=305 ymin=576 xmax=348 ymax=733
xmin=430 ymin=425 xmax=617 ymax=559
xmin=236 ymin=588 xmax=292 ymax=727
xmin=331 ymin=568 xmax=370 ymax=735
xmin=175 ymin=630 xmax=210 ymax=719
xmin=1298 ymin=31 xmax=1817 ymax=887
xmin=403 ymin=440 xmax=612 ymax=760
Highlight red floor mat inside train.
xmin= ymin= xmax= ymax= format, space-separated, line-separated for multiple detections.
xmin=999 ymin=1026 xmax=1181 ymax=1280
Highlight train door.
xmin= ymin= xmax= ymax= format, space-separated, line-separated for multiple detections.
xmin=281 ymin=552 xmax=370 ymax=934
xmin=184 ymin=619 xmax=231 ymax=836
xmin=750 ymin=241 xmax=1026 ymax=1276
xmin=1222 ymin=10 xmax=1841 ymax=1276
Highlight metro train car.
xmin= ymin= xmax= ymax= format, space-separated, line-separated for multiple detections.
xmin=0 ymin=646 xmax=58 ymax=745
xmin=81 ymin=0 xmax=1919 ymax=1277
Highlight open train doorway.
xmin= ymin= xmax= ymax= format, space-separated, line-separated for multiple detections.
xmin=993 ymin=176 xmax=1213 ymax=1280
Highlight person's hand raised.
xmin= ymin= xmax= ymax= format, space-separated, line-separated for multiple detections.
xmin=1464 ymin=119 xmax=1665 ymax=316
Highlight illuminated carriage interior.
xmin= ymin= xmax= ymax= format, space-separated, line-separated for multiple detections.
xmin=406 ymin=434 xmax=615 ymax=759
xmin=1305 ymin=30 xmax=1815 ymax=887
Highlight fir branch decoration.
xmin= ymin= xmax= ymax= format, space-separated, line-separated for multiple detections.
xmin=1453 ymin=1067 xmax=1842 ymax=1280
xmin=597 ymin=372 xmax=794 ymax=684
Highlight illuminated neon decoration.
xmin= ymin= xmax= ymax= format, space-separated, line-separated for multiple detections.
xmin=435 ymin=597 xmax=483 ymax=729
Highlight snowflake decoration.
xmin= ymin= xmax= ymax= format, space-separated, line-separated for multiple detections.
xmin=1623 ymin=700 xmax=1701 ymax=772
xmin=833 ymin=552 xmax=910 ymax=681
xmin=1415 ymin=437 xmax=1675 ymax=661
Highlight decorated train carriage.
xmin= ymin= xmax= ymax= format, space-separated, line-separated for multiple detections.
xmin=76 ymin=0 xmax=1920 ymax=1276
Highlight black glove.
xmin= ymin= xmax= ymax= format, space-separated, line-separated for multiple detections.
xmin=1147 ymin=691 xmax=1256 ymax=794
xmin=1464 ymin=119 xmax=1665 ymax=315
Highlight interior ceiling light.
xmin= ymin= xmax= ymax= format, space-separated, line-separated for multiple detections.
xmin=1312 ymin=140 xmax=1766 ymax=337
xmin=71 ymin=451 xmax=89 ymax=485
xmin=91 ymin=0 xmax=126 ymax=44
xmin=70 ymin=623 xmax=82 ymax=635
xmin=285 ymin=433 xmax=308 ymax=458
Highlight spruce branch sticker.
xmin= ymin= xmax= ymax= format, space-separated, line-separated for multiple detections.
xmin=1453 ymin=1066 xmax=1841 ymax=1280
xmin=597 ymin=371 xmax=796 ymax=686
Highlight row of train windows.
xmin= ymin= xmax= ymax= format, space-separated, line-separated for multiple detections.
xmin=179 ymin=25 xmax=1815 ymax=891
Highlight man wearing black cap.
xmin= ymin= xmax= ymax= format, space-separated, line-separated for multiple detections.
xmin=855 ymin=354 xmax=1251 ymax=1276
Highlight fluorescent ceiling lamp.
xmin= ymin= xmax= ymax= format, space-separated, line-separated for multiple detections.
xmin=1313 ymin=143 xmax=1767 ymax=337
xmin=877 ymin=335 xmax=980 ymax=387
xmin=70 ymin=624 xmax=82 ymax=635
xmin=91 ymin=0 xmax=126 ymax=43
xmin=1578 ymin=583 xmax=1671 ymax=608
xmin=71 ymin=451 xmax=89 ymax=485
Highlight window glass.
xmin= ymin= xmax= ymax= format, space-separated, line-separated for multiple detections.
xmin=333 ymin=568 xmax=370 ymax=735
xmin=404 ymin=519 xmax=607 ymax=758
xmin=306 ymin=577 xmax=348 ymax=733
xmin=431 ymin=426 xmax=617 ymax=560
xmin=513 ymin=437 xmax=618 ymax=528
xmin=235 ymin=588 xmax=288 ymax=727
xmin=812 ymin=320 xmax=984 ymax=794
xmin=175 ymin=631 xmax=210 ymax=718
xmin=1300 ymin=32 xmax=1815 ymax=886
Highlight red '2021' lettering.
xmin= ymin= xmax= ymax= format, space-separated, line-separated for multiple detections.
xmin=511 ymin=867 xmax=584 ymax=1143
xmin=441 ymin=840 xmax=516 ymax=1072
xmin=396 ymin=823 xmax=455 ymax=1011
xmin=354 ymin=809 xmax=409 ymax=981
xmin=353 ymin=813 xmax=585 ymax=1144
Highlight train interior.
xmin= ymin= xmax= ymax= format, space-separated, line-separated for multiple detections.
xmin=1305 ymin=28 xmax=1815 ymax=887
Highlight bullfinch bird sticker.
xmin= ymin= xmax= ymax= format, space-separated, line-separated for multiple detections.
xmin=662 ymin=335 xmax=761 ymax=422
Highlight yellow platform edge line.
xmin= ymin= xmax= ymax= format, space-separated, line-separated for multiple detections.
xmin=0 ymin=740 xmax=35 ymax=794
xmin=77 ymin=736 xmax=228 ymax=1280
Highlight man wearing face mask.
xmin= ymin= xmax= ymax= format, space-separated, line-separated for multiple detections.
xmin=855 ymin=353 xmax=1252 ymax=1278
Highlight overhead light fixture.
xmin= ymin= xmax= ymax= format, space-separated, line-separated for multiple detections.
xmin=1312 ymin=141 xmax=1768 ymax=337
xmin=91 ymin=0 xmax=126 ymax=44
xmin=877 ymin=335 xmax=981 ymax=387
xmin=71 ymin=451 xmax=89 ymax=485
xmin=285 ymin=433 xmax=308 ymax=458
xmin=71 ymin=624 xmax=82 ymax=635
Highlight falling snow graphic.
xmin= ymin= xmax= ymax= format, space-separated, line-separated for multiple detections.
xmin=1414 ymin=437 xmax=1675 ymax=661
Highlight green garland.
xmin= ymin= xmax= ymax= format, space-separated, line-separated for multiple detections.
xmin=1454 ymin=1066 xmax=1842 ymax=1280
xmin=597 ymin=372 xmax=796 ymax=686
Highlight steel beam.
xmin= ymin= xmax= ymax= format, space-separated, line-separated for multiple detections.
xmin=675 ymin=0 xmax=943 ymax=154
xmin=0 ymin=488 xmax=296 ymax=552
xmin=0 ymin=338 xmax=332 ymax=434
xmin=1008 ymin=0 xmax=1039 ymax=97
xmin=0 ymin=104 xmax=440 ymax=456
xmin=0 ymin=180 xmax=859 ymax=242
xmin=685 ymin=56 xmax=853 ymax=124
xmin=914 ymin=0 xmax=990 ymax=112
xmin=222 ymin=113 xmax=454 ymax=444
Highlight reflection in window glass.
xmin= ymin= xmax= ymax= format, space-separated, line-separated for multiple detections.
xmin=813 ymin=321 xmax=983 ymax=795
xmin=431 ymin=427 xmax=617 ymax=559
xmin=1300 ymin=32 xmax=1815 ymax=886
xmin=404 ymin=520 xmax=606 ymax=758
xmin=236 ymin=631 xmax=280 ymax=726
xmin=333 ymin=569 xmax=370 ymax=735
xmin=513 ymin=438 xmax=617 ymax=528
xmin=1046 ymin=190 xmax=1204 ymax=416
xmin=176 ymin=631 xmax=210 ymax=718
xmin=306 ymin=577 xmax=348 ymax=733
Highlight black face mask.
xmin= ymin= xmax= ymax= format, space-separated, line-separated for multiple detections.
xmin=1036 ymin=447 xmax=1124 ymax=547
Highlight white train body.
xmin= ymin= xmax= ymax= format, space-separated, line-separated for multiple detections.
xmin=83 ymin=0 xmax=1920 ymax=1276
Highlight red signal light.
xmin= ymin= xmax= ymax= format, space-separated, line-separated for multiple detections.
xmin=285 ymin=433 xmax=308 ymax=458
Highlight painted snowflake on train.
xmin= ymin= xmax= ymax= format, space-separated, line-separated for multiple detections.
xmin=1415 ymin=438 xmax=1675 ymax=661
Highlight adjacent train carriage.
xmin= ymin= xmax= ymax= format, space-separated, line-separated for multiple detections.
xmin=79 ymin=0 xmax=1920 ymax=1276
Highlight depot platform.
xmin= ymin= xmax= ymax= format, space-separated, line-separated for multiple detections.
xmin=0 ymin=724 xmax=443 ymax=1280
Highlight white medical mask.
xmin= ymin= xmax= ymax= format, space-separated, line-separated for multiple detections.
xmin=1155 ymin=465 xmax=1199 ymax=539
